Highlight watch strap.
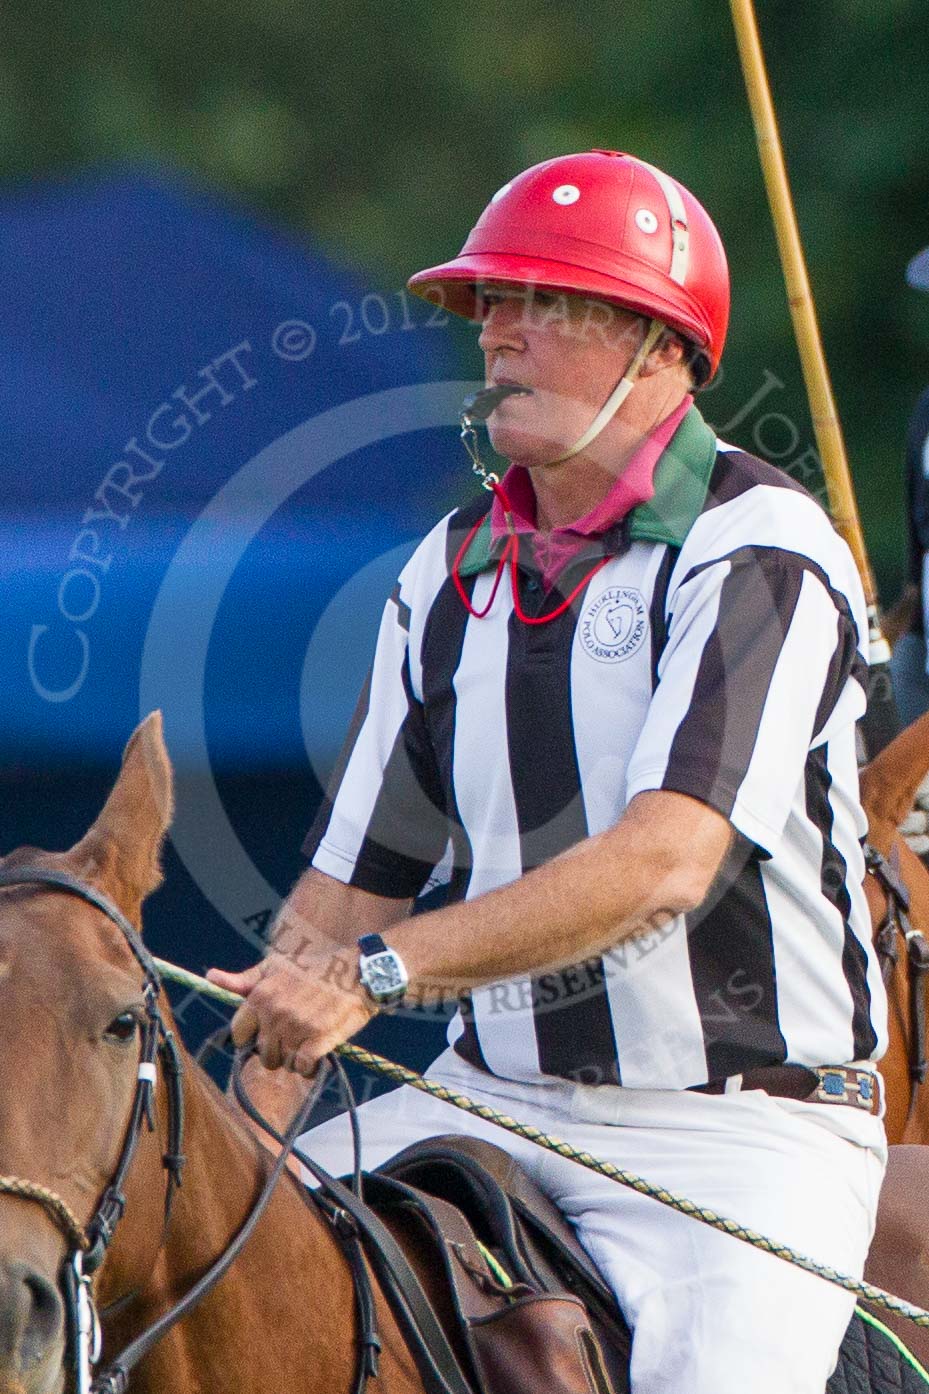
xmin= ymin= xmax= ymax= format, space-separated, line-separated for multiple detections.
xmin=358 ymin=933 xmax=388 ymax=957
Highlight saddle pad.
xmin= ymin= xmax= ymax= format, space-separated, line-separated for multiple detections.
xmin=828 ymin=1309 xmax=929 ymax=1394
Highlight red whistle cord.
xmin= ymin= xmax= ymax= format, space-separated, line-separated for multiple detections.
xmin=451 ymin=482 xmax=611 ymax=626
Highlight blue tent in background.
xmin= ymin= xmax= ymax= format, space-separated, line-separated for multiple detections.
xmin=0 ymin=168 xmax=467 ymax=1076
xmin=0 ymin=166 xmax=471 ymax=772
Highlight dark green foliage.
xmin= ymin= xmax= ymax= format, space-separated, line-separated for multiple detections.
xmin=1 ymin=0 xmax=926 ymax=596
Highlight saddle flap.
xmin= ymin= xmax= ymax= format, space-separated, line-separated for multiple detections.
xmin=468 ymin=1294 xmax=616 ymax=1394
xmin=379 ymin=1135 xmax=620 ymax=1317
xmin=364 ymin=1168 xmax=621 ymax=1394
xmin=362 ymin=1172 xmax=521 ymax=1325
xmin=375 ymin=1135 xmax=631 ymax=1392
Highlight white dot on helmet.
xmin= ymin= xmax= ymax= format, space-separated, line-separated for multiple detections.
xmin=635 ymin=208 xmax=659 ymax=234
xmin=491 ymin=181 xmax=513 ymax=203
xmin=552 ymin=185 xmax=581 ymax=206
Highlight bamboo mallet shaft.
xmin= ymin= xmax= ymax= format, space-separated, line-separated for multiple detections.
xmin=728 ymin=0 xmax=878 ymax=610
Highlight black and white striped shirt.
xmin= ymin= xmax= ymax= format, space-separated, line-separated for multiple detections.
xmin=305 ymin=405 xmax=888 ymax=1090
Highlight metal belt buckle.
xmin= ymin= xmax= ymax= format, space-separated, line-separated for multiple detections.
xmin=815 ymin=1067 xmax=850 ymax=1104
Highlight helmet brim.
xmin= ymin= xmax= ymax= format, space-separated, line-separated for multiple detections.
xmin=407 ymin=252 xmax=712 ymax=354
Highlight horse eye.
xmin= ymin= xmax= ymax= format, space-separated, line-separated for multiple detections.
xmin=105 ymin=1012 xmax=140 ymax=1044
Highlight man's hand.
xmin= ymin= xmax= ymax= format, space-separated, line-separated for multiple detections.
xmin=206 ymin=947 xmax=378 ymax=1077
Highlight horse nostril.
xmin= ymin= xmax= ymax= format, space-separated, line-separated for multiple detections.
xmin=0 ymin=1262 xmax=64 ymax=1374
xmin=20 ymin=1270 xmax=63 ymax=1369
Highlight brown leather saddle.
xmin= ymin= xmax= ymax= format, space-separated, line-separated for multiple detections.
xmin=348 ymin=1135 xmax=929 ymax=1394
xmin=366 ymin=1134 xmax=632 ymax=1394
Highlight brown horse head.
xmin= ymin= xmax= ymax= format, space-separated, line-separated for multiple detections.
xmin=0 ymin=713 xmax=172 ymax=1394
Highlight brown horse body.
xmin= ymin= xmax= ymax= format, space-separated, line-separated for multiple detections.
xmin=0 ymin=715 xmax=421 ymax=1394
xmin=853 ymin=710 xmax=929 ymax=1370
xmin=860 ymin=708 xmax=929 ymax=1144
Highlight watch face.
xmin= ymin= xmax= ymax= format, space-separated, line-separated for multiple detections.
xmin=360 ymin=949 xmax=408 ymax=1003
xmin=366 ymin=954 xmax=404 ymax=992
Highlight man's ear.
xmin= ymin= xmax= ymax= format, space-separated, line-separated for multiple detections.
xmin=66 ymin=712 xmax=174 ymax=926
xmin=641 ymin=330 xmax=688 ymax=378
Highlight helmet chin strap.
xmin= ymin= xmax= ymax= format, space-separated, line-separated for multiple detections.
xmin=546 ymin=317 xmax=665 ymax=464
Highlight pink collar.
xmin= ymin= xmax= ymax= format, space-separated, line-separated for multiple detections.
xmin=490 ymin=394 xmax=693 ymax=544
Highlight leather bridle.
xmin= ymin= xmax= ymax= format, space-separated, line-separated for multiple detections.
xmin=0 ymin=866 xmax=382 ymax=1394
xmin=865 ymin=843 xmax=929 ymax=1120
xmin=0 ymin=866 xmax=186 ymax=1394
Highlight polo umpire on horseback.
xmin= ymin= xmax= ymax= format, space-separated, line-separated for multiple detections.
xmin=209 ymin=150 xmax=888 ymax=1393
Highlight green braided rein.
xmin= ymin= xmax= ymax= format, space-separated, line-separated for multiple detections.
xmin=156 ymin=956 xmax=929 ymax=1331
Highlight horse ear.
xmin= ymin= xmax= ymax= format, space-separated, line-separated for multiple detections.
xmin=69 ymin=712 xmax=174 ymax=924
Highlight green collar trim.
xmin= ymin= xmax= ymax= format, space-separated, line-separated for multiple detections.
xmin=628 ymin=405 xmax=718 ymax=546
xmin=457 ymin=508 xmax=495 ymax=577
xmin=456 ymin=405 xmax=718 ymax=576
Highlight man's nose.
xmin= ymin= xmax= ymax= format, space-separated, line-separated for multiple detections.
xmin=477 ymin=298 xmax=527 ymax=355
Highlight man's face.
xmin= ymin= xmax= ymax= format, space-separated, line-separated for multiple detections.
xmin=476 ymin=284 xmax=646 ymax=469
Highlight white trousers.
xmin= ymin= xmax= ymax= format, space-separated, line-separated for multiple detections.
xmin=299 ymin=1048 xmax=887 ymax=1394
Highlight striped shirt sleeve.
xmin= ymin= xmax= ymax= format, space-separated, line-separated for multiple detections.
xmin=302 ymin=581 xmax=449 ymax=897
xmin=624 ymin=545 xmax=866 ymax=855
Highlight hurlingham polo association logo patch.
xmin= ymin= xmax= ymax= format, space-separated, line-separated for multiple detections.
xmin=579 ymin=586 xmax=648 ymax=663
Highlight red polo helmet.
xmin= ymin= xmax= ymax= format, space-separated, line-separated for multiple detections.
xmin=408 ymin=150 xmax=730 ymax=378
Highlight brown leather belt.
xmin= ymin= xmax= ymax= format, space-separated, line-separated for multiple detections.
xmin=689 ymin=1063 xmax=881 ymax=1115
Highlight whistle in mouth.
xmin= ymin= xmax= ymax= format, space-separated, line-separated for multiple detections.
xmin=459 ymin=384 xmax=532 ymax=425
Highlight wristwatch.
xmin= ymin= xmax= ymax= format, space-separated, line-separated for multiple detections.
xmin=357 ymin=933 xmax=409 ymax=1008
